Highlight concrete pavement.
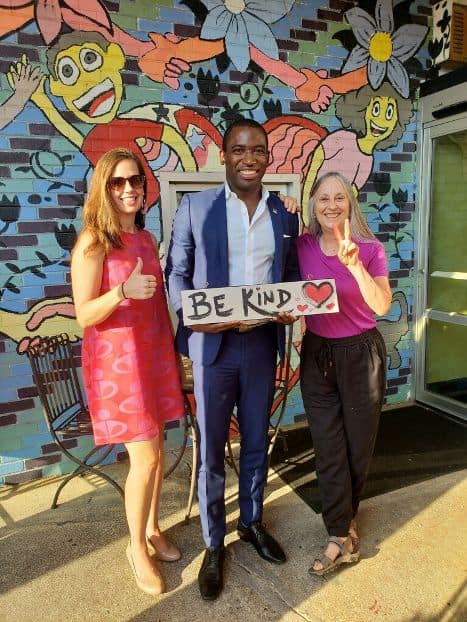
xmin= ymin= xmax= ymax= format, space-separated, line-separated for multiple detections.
xmin=1 ymin=450 xmax=466 ymax=622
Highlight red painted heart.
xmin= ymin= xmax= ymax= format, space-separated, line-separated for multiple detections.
xmin=297 ymin=304 xmax=309 ymax=312
xmin=326 ymin=302 xmax=335 ymax=310
xmin=302 ymin=281 xmax=334 ymax=307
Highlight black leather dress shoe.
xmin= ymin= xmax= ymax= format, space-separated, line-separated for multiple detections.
xmin=198 ymin=546 xmax=225 ymax=601
xmin=237 ymin=521 xmax=286 ymax=564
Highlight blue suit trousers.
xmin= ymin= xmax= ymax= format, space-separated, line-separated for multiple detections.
xmin=192 ymin=324 xmax=277 ymax=547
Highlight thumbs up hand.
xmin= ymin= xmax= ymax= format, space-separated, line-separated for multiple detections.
xmin=122 ymin=257 xmax=157 ymax=299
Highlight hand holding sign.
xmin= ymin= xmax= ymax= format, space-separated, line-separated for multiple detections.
xmin=333 ymin=219 xmax=359 ymax=268
xmin=191 ymin=320 xmax=241 ymax=333
xmin=272 ymin=311 xmax=297 ymax=325
xmin=123 ymin=257 xmax=157 ymax=299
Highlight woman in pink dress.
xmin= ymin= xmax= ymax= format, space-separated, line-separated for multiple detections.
xmin=71 ymin=147 xmax=184 ymax=595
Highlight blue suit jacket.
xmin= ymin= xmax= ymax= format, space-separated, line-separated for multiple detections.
xmin=165 ymin=185 xmax=300 ymax=365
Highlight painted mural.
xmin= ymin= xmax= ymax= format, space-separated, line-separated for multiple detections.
xmin=0 ymin=0 xmax=430 ymax=484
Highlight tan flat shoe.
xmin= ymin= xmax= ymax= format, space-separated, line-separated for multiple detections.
xmin=126 ymin=542 xmax=165 ymax=595
xmin=146 ymin=533 xmax=182 ymax=562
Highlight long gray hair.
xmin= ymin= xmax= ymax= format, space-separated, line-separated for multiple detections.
xmin=307 ymin=172 xmax=376 ymax=242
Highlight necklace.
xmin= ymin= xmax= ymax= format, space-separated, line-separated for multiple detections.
xmin=319 ymin=236 xmax=338 ymax=256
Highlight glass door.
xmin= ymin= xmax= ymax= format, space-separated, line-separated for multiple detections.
xmin=416 ymin=117 xmax=467 ymax=420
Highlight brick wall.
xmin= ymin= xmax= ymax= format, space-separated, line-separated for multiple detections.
xmin=0 ymin=0 xmax=433 ymax=484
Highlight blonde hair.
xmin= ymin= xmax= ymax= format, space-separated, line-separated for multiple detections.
xmin=307 ymin=172 xmax=376 ymax=241
xmin=79 ymin=148 xmax=146 ymax=255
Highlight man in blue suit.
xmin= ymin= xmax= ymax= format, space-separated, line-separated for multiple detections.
xmin=165 ymin=119 xmax=300 ymax=600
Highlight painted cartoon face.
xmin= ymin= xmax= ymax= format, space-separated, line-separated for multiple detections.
xmin=49 ymin=42 xmax=125 ymax=124
xmin=364 ymin=96 xmax=398 ymax=144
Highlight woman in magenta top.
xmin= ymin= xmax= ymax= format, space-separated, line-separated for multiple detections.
xmin=297 ymin=172 xmax=392 ymax=576
xmin=71 ymin=148 xmax=184 ymax=595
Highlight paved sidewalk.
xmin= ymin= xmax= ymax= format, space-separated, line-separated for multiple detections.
xmin=1 ymin=452 xmax=466 ymax=622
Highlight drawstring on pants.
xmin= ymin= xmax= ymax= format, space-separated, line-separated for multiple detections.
xmin=312 ymin=329 xmax=382 ymax=379
xmin=317 ymin=342 xmax=333 ymax=377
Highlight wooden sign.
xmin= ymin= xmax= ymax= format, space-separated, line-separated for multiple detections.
xmin=181 ymin=280 xmax=338 ymax=325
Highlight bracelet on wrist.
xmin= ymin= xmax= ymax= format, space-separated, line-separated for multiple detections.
xmin=121 ymin=282 xmax=127 ymax=300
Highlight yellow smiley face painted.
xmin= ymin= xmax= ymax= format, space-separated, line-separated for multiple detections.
xmin=364 ymin=96 xmax=399 ymax=146
xmin=49 ymin=42 xmax=125 ymax=124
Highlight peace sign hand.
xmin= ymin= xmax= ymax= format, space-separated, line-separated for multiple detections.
xmin=333 ymin=219 xmax=359 ymax=268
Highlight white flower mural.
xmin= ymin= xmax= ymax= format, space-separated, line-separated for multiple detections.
xmin=342 ymin=0 xmax=428 ymax=98
xmin=200 ymin=0 xmax=294 ymax=72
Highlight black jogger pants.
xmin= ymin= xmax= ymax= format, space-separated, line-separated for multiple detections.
xmin=300 ymin=328 xmax=387 ymax=537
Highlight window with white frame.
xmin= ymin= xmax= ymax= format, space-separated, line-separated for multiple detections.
xmin=158 ymin=172 xmax=301 ymax=261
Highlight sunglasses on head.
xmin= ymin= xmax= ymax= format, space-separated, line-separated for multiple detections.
xmin=108 ymin=174 xmax=145 ymax=191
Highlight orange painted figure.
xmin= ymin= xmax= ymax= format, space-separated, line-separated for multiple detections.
xmin=0 ymin=1 xmax=368 ymax=112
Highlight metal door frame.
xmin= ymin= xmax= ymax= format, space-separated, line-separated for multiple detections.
xmin=415 ymin=114 xmax=467 ymax=420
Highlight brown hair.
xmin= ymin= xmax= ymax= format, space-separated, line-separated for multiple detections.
xmin=307 ymin=172 xmax=376 ymax=242
xmin=47 ymin=31 xmax=111 ymax=78
xmin=79 ymin=148 xmax=146 ymax=256
xmin=335 ymin=82 xmax=413 ymax=150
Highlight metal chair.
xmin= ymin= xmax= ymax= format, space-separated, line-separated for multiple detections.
xmin=180 ymin=323 xmax=295 ymax=522
xmin=163 ymin=356 xmax=197 ymax=482
xmin=27 ymin=334 xmax=124 ymax=508
xmin=175 ymin=357 xmax=199 ymax=522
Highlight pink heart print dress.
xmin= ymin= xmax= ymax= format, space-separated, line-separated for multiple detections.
xmin=82 ymin=230 xmax=184 ymax=445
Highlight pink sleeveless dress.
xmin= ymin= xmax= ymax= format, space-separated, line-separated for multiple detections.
xmin=82 ymin=230 xmax=184 ymax=445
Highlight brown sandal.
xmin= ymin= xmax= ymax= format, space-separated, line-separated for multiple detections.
xmin=309 ymin=536 xmax=360 ymax=576
xmin=349 ymin=518 xmax=359 ymax=553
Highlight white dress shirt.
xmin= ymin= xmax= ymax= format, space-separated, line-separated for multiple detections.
xmin=225 ymin=182 xmax=275 ymax=286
